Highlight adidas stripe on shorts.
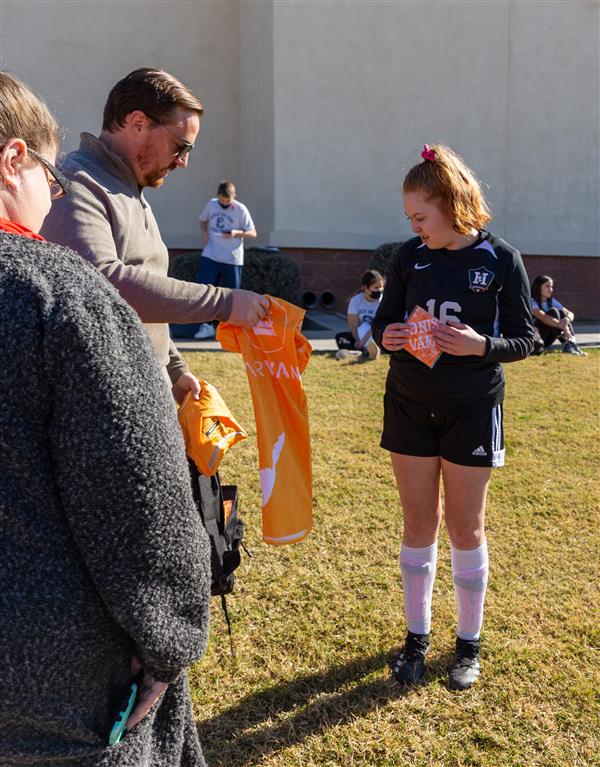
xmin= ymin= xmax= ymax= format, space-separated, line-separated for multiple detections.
xmin=381 ymin=395 xmax=505 ymax=468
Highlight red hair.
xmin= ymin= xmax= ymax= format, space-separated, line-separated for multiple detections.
xmin=403 ymin=144 xmax=491 ymax=234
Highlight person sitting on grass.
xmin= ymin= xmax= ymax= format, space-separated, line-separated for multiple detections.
xmin=530 ymin=274 xmax=587 ymax=356
xmin=335 ymin=269 xmax=385 ymax=361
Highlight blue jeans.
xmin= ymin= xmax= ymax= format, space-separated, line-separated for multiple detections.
xmin=196 ymin=256 xmax=242 ymax=290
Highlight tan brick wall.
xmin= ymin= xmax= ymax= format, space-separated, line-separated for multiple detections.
xmin=170 ymin=248 xmax=599 ymax=319
xmin=287 ymin=249 xmax=600 ymax=320
xmin=521 ymin=256 xmax=599 ymax=321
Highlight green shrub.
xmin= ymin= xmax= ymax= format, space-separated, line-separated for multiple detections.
xmin=369 ymin=241 xmax=405 ymax=276
xmin=242 ymin=248 xmax=301 ymax=304
xmin=168 ymin=251 xmax=201 ymax=282
xmin=169 ymin=248 xmax=301 ymax=304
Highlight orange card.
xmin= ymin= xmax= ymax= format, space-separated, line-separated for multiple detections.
xmin=404 ymin=306 xmax=442 ymax=368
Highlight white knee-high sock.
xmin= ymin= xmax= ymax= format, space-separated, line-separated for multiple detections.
xmin=399 ymin=542 xmax=438 ymax=635
xmin=451 ymin=541 xmax=489 ymax=641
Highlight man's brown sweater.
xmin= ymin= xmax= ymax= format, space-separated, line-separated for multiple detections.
xmin=42 ymin=132 xmax=233 ymax=382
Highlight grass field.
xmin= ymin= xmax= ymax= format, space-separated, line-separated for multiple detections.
xmin=183 ymin=349 xmax=599 ymax=767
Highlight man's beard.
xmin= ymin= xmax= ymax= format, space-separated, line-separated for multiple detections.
xmin=135 ymin=143 xmax=176 ymax=188
xmin=144 ymin=171 xmax=167 ymax=189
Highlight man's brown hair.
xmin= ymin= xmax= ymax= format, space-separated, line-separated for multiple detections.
xmin=217 ymin=180 xmax=236 ymax=198
xmin=0 ymin=71 xmax=58 ymax=152
xmin=102 ymin=68 xmax=203 ymax=132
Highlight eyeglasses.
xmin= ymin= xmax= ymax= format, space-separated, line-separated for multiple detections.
xmin=28 ymin=149 xmax=70 ymax=200
xmin=153 ymin=120 xmax=195 ymax=160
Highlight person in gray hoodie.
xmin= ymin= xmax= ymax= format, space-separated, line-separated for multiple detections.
xmin=0 ymin=71 xmax=211 ymax=766
xmin=42 ymin=67 xmax=269 ymax=402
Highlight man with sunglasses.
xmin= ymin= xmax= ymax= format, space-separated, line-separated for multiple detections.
xmin=42 ymin=68 xmax=269 ymax=402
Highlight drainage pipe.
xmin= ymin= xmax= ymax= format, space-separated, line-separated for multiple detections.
xmin=301 ymin=290 xmax=319 ymax=310
xmin=319 ymin=291 xmax=337 ymax=311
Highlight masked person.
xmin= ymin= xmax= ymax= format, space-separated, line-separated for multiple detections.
xmin=194 ymin=179 xmax=257 ymax=339
xmin=335 ymin=269 xmax=385 ymax=361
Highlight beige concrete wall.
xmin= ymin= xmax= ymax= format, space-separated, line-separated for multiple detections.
xmin=1 ymin=0 xmax=597 ymax=257
xmin=240 ymin=0 xmax=275 ymax=238
xmin=269 ymin=0 xmax=599 ymax=257
xmin=506 ymin=0 xmax=600 ymax=256
xmin=0 ymin=0 xmax=241 ymax=249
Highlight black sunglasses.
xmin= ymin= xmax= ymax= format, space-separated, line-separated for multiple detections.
xmin=153 ymin=120 xmax=195 ymax=160
xmin=28 ymin=149 xmax=70 ymax=200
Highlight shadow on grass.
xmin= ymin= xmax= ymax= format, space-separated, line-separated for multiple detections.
xmin=197 ymin=650 xmax=432 ymax=766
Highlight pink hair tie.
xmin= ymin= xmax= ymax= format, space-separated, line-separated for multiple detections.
xmin=421 ymin=144 xmax=436 ymax=162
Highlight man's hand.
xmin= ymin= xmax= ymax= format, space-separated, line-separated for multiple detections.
xmin=432 ymin=320 xmax=486 ymax=356
xmin=125 ymin=657 xmax=167 ymax=731
xmin=172 ymin=372 xmax=201 ymax=405
xmin=228 ymin=290 xmax=270 ymax=327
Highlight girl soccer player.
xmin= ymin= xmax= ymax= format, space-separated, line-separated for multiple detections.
xmin=372 ymin=144 xmax=534 ymax=690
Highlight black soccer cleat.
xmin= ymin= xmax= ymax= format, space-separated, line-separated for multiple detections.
xmin=391 ymin=631 xmax=430 ymax=685
xmin=448 ymin=637 xmax=481 ymax=690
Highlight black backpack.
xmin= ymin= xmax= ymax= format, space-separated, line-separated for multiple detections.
xmin=188 ymin=459 xmax=247 ymax=654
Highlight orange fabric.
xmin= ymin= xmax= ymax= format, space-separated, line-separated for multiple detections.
xmin=0 ymin=218 xmax=45 ymax=240
xmin=404 ymin=305 xmax=442 ymax=368
xmin=177 ymin=382 xmax=247 ymax=476
xmin=217 ymin=296 xmax=313 ymax=546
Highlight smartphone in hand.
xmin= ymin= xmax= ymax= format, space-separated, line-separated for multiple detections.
xmin=108 ymin=670 xmax=144 ymax=745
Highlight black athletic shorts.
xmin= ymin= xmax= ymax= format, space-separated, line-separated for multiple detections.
xmin=381 ymin=394 xmax=505 ymax=468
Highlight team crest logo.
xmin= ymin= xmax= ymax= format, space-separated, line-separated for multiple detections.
xmin=244 ymin=296 xmax=288 ymax=353
xmin=468 ymin=266 xmax=494 ymax=292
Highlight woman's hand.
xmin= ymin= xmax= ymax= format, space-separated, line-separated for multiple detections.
xmin=432 ymin=321 xmax=487 ymax=357
xmin=557 ymin=317 xmax=574 ymax=340
xmin=126 ymin=657 xmax=167 ymax=731
xmin=172 ymin=372 xmax=201 ymax=404
xmin=382 ymin=323 xmax=412 ymax=352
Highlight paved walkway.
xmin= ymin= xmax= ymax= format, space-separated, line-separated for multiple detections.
xmin=173 ymin=312 xmax=600 ymax=353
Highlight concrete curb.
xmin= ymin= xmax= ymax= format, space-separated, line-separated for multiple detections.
xmin=173 ymin=317 xmax=600 ymax=353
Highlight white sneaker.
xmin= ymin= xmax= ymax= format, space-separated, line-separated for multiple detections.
xmin=562 ymin=341 xmax=579 ymax=355
xmin=194 ymin=323 xmax=216 ymax=340
xmin=366 ymin=338 xmax=380 ymax=360
xmin=335 ymin=349 xmax=362 ymax=361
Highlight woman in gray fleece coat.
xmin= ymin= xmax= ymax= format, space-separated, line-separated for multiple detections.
xmin=0 ymin=73 xmax=210 ymax=766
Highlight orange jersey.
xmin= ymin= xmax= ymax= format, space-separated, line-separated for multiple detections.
xmin=177 ymin=383 xmax=247 ymax=476
xmin=217 ymin=296 xmax=312 ymax=545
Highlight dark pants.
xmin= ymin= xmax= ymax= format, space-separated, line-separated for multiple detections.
xmin=335 ymin=331 xmax=358 ymax=350
xmin=196 ymin=256 xmax=242 ymax=290
xmin=534 ymin=307 xmax=573 ymax=348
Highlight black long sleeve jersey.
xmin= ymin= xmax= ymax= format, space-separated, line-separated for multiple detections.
xmin=372 ymin=231 xmax=534 ymax=414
